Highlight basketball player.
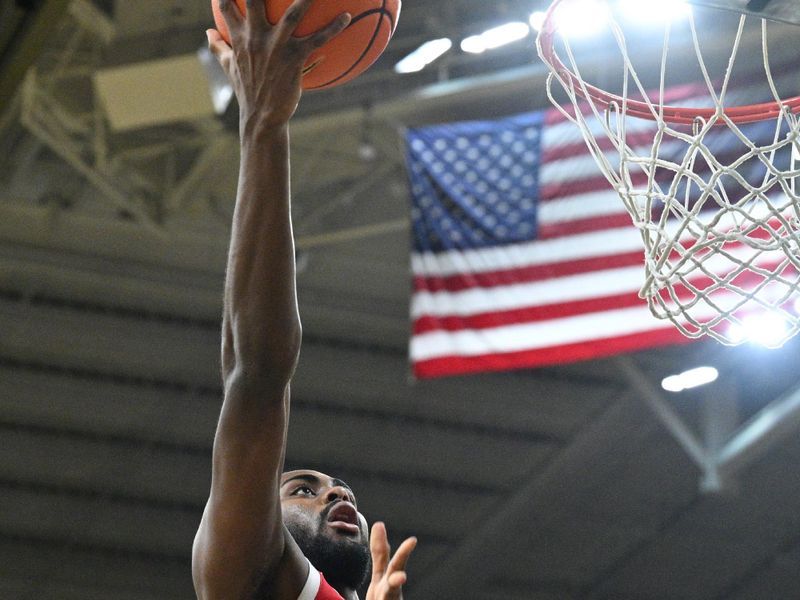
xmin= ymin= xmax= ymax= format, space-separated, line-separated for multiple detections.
xmin=192 ymin=1 xmax=416 ymax=599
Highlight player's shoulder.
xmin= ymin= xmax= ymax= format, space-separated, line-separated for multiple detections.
xmin=193 ymin=519 xmax=311 ymax=600
xmin=296 ymin=559 xmax=345 ymax=600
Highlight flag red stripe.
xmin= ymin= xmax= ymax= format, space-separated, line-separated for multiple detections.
xmin=540 ymin=137 xmax=771 ymax=202
xmin=538 ymin=212 xmax=632 ymax=239
xmin=540 ymin=172 xmax=649 ymax=200
xmin=412 ymin=290 xmax=645 ymax=335
xmin=413 ymin=223 xmax=795 ymax=295
xmin=412 ymin=259 xmax=795 ymax=335
xmin=412 ymin=250 xmax=644 ymax=293
xmin=541 ymin=130 xmax=656 ymax=163
xmin=412 ymin=327 xmax=694 ymax=378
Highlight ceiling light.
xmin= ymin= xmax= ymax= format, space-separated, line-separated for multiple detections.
xmin=551 ymin=0 xmax=609 ymax=39
xmin=197 ymin=46 xmax=233 ymax=116
xmin=728 ymin=313 xmax=789 ymax=347
xmin=529 ymin=11 xmax=547 ymax=32
xmin=460 ymin=22 xmax=531 ymax=55
xmin=358 ymin=141 xmax=378 ymax=162
xmin=618 ymin=0 xmax=691 ymax=23
xmin=661 ymin=366 xmax=719 ymax=393
xmin=395 ymin=38 xmax=453 ymax=74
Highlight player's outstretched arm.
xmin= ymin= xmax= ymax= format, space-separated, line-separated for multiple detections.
xmin=192 ymin=2 xmax=350 ymax=599
xmin=366 ymin=522 xmax=418 ymax=600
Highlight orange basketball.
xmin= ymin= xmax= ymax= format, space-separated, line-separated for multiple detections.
xmin=211 ymin=0 xmax=401 ymax=90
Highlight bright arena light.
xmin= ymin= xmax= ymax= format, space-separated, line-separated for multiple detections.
xmin=529 ymin=11 xmax=547 ymax=32
xmin=661 ymin=367 xmax=719 ymax=393
xmin=395 ymin=38 xmax=453 ymax=74
xmin=552 ymin=0 xmax=610 ymax=38
xmin=728 ymin=313 xmax=790 ymax=347
xmin=460 ymin=22 xmax=531 ymax=54
xmin=618 ymin=0 xmax=692 ymax=23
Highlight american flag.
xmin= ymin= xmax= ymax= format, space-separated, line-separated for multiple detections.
xmin=406 ymin=86 xmax=791 ymax=379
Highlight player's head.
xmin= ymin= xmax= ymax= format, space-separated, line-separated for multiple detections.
xmin=280 ymin=469 xmax=370 ymax=591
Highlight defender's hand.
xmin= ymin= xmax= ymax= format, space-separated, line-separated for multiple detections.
xmin=207 ymin=0 xmax=350 ymax=132
xmin=366 ymin=522 xmax=417 ymax=600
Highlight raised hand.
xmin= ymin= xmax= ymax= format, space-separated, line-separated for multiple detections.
xmin=207 ymin=0 xmax=350 ymax=132
xmin=366 ymin=522 xmax=417 ymax=600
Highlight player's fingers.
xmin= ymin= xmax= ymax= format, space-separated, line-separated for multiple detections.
xmin=274 ymin=0 xmax=315 ymax=43
xmin=217 ymin=0 xmax=244 ymax=37
xmin=301 ymin=12 xmax=351 ymax=51
xmin=387 ymin=537 xmax=417 ymax=574
xmin=207 ymin=29 xmax=233 ymax=62
xmin=370 ymin=522 xmax=391 ymax=578
xmin=387 ymin=571 xmax=408 ymax=590
xmin=244 ymin=0 xmax=269 ymax=31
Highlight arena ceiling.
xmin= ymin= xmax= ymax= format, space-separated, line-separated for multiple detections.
xmin=1 ymin=1 xmax=800 ymax=599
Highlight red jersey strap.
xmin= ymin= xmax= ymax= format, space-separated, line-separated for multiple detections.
xmin=316 ymin=572 xmax=344 ymax=600
xmin=297 ymin=558 xmax=344 ymax=600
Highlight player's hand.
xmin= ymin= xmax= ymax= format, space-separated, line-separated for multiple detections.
xmin=206 ymin=0 xmax=351 ymax=133
xmin=365 ymin=522 xmax=417 ymax=600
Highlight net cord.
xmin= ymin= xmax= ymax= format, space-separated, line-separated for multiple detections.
xmin=537 ymin=0 xmax=800 ymax=346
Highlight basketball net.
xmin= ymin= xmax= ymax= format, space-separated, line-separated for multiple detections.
xmin=537 ymin=0 xmax=800 ymax=347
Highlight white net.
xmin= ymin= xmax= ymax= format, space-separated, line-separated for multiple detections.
xmin=537 ymin=0 xmax=800 ymax=346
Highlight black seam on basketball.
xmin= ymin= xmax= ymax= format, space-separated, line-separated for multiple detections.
xmin=311 ymin=6 xmax=389 ymax=88
xmin=305 ymin=2 xmax=392 ymax=90
xmin=303 ymin=58 xmax=323 ymax=75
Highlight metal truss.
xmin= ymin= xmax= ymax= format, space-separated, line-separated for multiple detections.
xmin=15 ymin=0 xmax=236 ymax=235
xmin=616 ymin=356 xmax=800 ymax=494
xmin=8 ymin=0 xmax=408 ymax=250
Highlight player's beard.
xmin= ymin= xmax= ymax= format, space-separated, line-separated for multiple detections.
xmin=286 ymin=512 xmax=371 ymax=592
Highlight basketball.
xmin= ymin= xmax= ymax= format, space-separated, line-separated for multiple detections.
xmin=211 ymin=0 xmax=401 ymax=90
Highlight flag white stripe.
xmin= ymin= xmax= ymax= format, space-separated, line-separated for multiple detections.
xmin=411 ymin=226 xmax=643 ymax=277
xmin=542 ymin=112 xmax=657 ymax=148
xmin=538 ymin=189 xmax=628 ymax=224
xmin=410 ymin=303 xmax=685 ymax=361
xmin=539 ymin=131 xmax=774 ymax=188
xmin=540 ymin=149 xmax=625 ymax=184
xmin=414 ymin=203 xmax=796 ymax=279
xmin=411 ymin=265 xmax=643 ymax=318
xmin=412 ymin=246 xmax=792 ymax=318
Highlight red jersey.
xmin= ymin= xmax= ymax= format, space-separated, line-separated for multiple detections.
xmin=297 ymin=559 xmax=344 ymax=600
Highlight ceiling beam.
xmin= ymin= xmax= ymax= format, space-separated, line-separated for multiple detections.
xmin=0 ymin=295 xmax=614 ymax=438
xmin=716 ymin=379 xmax=800 ymax=479
xmin=0 ymin=535 xmax=189 ymax=597
xmin=411 ymin=394 xmax=635 ymax=598
xmin=0 ymin=483 xmax=196 ymax=556
xmin=0 ymin=0 xmax=71 ymax=115
xmin=614 ymin=356 xmax=707 ymax=471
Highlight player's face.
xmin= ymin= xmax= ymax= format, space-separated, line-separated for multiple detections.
xmin=280 ymin=470 xmax=371 ymax=590
xmin=280 ymin=469 xmax=368 ymax=541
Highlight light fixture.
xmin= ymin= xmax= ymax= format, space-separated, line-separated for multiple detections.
xmin=95 ymin=52 xmax=220 ymax=131
xmin=529 ymin=11 xmax=547 ymax=32
xmin=197 ymin=46 xmax=234 ymax=116
xmin=460 ymin=22 xmax=531 ymax=55
xmin=618 ymin=0 xmax=691 ymax=23
xmin=727 ymin=313 xmax=789 ymax=347
xmin=357 ymin=103 xmax=378 ymax=162
xmin=661 ymin=366 xmax=719 ymax=393
xmin=550 ymin=0 xmax=609 ymax=39
xmin=395 ymin=38 xmax=453 ymax=74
